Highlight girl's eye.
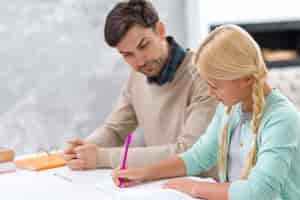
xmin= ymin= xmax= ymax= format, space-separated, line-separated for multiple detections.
xmin=123 ymin=53 xmax=132 ymax=58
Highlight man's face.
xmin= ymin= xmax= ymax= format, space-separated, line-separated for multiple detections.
xmin=115 ymin=23 xmax=168 ymax=77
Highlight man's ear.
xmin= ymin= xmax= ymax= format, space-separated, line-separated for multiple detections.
xmin=155 ymin=21 xmax=166 ymax=39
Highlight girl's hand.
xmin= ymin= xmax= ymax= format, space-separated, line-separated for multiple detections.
xmin=162 ymin=178 xmax=201 ymax=198
xmin=164 ymin=178 xmax=230 ymax=200
xmin=111 ymin=167 xmax=148 ymax=188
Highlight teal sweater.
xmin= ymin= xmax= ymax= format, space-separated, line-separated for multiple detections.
xmin=179 ymin=89 xmax=300 ymax=200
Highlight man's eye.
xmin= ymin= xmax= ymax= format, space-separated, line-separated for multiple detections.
xmin=140 ymin=42 xmax=149 ymax=49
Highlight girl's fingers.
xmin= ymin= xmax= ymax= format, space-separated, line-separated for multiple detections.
xmin=112 ymin=169 xmax=130 ymax=179
xmin=111 ymin=167 xmax=146 ymax=188
xmin=162 ymin=179 xmax=181 ymax=189
xmin=119 ymin=179 xmax=141 ymax=188
xmin=112 ymin=176 xmax=119 ymax=186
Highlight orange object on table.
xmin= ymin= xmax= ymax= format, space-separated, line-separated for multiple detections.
xmin=0 ymin=148 xmax=14 ymax=162
xmin=15 ymin=152 xmax=66 ymax=171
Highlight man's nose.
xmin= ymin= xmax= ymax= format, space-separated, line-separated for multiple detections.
xmin=135 ymin=52 xmax=146 ymax=68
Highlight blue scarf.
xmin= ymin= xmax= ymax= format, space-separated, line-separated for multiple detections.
xmin=147 ymin=36 xmax=186 ymax=85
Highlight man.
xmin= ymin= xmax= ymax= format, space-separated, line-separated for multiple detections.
xmin=63 ymin=0 xmax=217 ymax=173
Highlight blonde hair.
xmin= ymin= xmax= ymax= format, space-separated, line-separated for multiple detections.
xmin=195 ymin=24 xmax=268 ymax=179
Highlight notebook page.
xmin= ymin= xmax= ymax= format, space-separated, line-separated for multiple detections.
xmin=0 ymin=171 xmax=113 ymax=200
xmin=41 ymin=167 xmax=215 ymax=200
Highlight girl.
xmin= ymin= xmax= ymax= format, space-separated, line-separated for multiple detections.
xmin=112 ymin=24 xmax=300 ymax=200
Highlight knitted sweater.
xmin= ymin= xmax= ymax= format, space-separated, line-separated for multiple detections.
xmin=86 ymin=50 xmax=217 ymax=170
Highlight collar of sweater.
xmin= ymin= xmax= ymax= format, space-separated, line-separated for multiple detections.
xmin=147 ymin=36 xmax=186 ymax=85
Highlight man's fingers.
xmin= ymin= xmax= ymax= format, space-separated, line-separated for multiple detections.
xmin=73 ymin=146 xmax=88 ymax=159
xmin=63 ymin=153 xmax=77 ymax=161
xmin=67 ymin=138 xmax=85 ymax=146
xmin=74 ymin=145 xmax=86 ymax=153
xmin=63 ymin=146 xmax=76 ymax=154
xmin=66 ymin=159 xmax=86 ymax=170
xmin=64 ymin=138 xmax=85 ymax=155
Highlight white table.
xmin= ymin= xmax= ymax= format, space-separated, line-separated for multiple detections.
xmin=0 ymin=166 xmax=212 ymax=200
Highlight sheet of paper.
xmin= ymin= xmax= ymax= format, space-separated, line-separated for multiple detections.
xmin=0 ymin=162 xmax=16 ymax=174
xmin=0 ymin=170 xmax=113 ymax=200
xmin=45 ymin=166 xmax=114 ymax=187
xmin=111 ymin=177 xmax=214 ymax=200
xmin=47 ymin=167 xmax=215 ymax=200
xmin=2 ymin=167 xmax=214 ymax=200
xmin=118 ymin=188 xmax=196 ymax=200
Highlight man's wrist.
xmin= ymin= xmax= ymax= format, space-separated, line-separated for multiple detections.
xmin=95 ymin=147 xmax=111 ymax=168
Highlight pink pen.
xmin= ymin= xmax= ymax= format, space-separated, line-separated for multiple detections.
xmin=118 ymin=134 xmax=132 ymax=187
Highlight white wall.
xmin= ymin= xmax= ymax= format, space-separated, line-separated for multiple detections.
xmin=4 ymin=0 xmax=300 ymax=155
xmin=186 ymin=0 xmax=300 ymax=49
xmin=0 ymin=0 xmax=187 ymax=155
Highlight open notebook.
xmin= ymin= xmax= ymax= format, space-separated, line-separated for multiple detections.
xmin=44 ymin=167 xmax=214 ymax=200
xmin=15 ymin=152 xmax=66 ymax=171
xmin=111 ymin=177 xmax=213 ymax=200
xmin=118 ymin=188 xmax=199 ymax=200
xmin=1 ymin=166 xmax=214 ymax=200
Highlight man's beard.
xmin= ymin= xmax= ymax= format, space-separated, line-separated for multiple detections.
xmin=138 ymin=54 xmax=168 ymax=77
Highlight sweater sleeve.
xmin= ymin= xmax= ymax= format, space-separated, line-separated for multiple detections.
xmin=179 ymin=104 xmax=223 ymax=176
xmin=84 ymin=75 xmax=138 ymax=167
xmin=228 ymin=109 xmax=300 ymax=200
xmin=89 ymin=75 xmax=218 ymax=168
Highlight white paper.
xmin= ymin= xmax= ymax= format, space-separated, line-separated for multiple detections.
xmin=118 ymin=188 xmax=196 ymax=200
xmin=0 ymin=166 xmax=215 ymax=200
xmin=96 ymin=176 xmax=215 ymax=200
xmin=0 ymin=162 xmax=16 ymax=174
xmin=46 ymin=167 xmax=215 ymax=200
xmin=0 ymin=170 xmax=113 ymax=200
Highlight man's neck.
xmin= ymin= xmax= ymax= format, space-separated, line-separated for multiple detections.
xmin=147 ymin=36 xmax=186 ymax=85
xmin=159 ymin=38 xmax=171 ymax=72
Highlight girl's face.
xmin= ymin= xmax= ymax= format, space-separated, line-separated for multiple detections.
xmin=205 ymin=77 xmax=253 ymax=107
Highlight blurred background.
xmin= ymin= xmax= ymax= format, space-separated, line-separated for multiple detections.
xmin=1 ymin=0 xmax=300 ymax=155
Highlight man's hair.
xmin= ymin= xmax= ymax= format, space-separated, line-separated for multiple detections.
xmin=104 ymin=0 xmax=159 ymax=47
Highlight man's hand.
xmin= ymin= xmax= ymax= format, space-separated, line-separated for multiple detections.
xmin=63 ymin=139 xmax=97 ymax=170
xmin=63 ymin=138 xmax=84 ymax=162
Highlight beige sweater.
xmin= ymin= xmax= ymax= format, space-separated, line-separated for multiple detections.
xmin=86 ymin=50 xmax=218 ymax=170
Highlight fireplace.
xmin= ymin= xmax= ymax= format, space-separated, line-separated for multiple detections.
xmin=210 ymin=21 xmax=300 ymax=69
